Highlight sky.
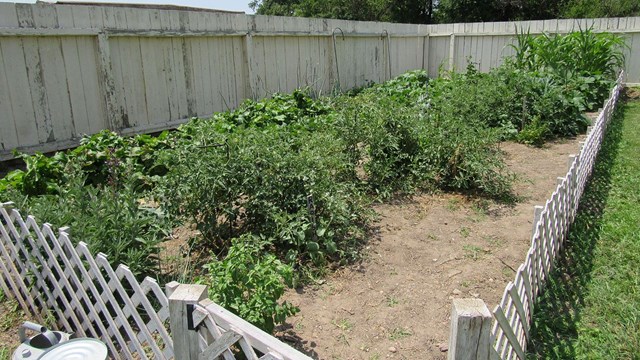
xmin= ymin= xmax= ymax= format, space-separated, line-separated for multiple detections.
xmin=0 ymin=0 xmax=255 ymax=13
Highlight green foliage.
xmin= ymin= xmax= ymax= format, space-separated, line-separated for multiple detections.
xmin=516 ymin=117 xmax=550 ymax=147
xmin=496 ymin=27 xmax=627 ymax=144
xmin=70 ymin=130 xmax=172 ymax=189
xmin=251 ymin=0 xmax=435 ymax=24
xmin=561 ymin=0 xmax=640 ymax=18
xmin=161 ymin=121 xmax=370 ymax=267
xmin=0 ymin=152 xmax=66 ymax=196
xmin=251 ymin=0 xmax=638 ymax=24
xmin=200 ymin=235 xmax=299 ymax=333
xmin=6 ymin=167 xmax=170 ymax=278
xmin=329 ymin=69 xmax=514 ymax=199
xmin=512 ymin=27 xmax=626 ymax=81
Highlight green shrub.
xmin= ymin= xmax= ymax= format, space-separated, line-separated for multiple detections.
xmin=5 ymin=166 xmax=170 ymax=278
xmin=160 ymin=121 xmax=370 ymax=267
xmin=511 ymin=27 xmax=626 ymax=111
xmin=0 ymin=152 xmax=66 ymax=196
xmin=199 ymin=235 xmax=299 ymax=333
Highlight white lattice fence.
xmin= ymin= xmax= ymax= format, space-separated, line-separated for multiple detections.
xmin=0 ymin=202 xmax=313 ymax=360
xmin=0 ymin=202 xmax=173 ymax=359
xmin=489 ymin=72 xmax=624 ymax=360
xmin=166 ymin=283 xmax=313 ymax=360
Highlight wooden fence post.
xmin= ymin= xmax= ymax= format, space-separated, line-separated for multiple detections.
xmin=168 ymin=283 xmax=208 ymax=360
xmin=448 ymin=298 xmax=492 ymax=360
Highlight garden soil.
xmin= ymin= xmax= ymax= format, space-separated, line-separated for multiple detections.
xmin=277 ymin=138 xmax=584 ymax=360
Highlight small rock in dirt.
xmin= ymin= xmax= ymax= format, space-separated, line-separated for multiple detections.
xmin=452 ymin=289 xmax=462 ymax=295
xmin=471 ymin=292 xmax=480 ymax=298
xmin=436 ymin=343 xmax=448 ymax=352
xmin=388 ymin=346 xmax=397 ymax=353
xmin=489 ymin=278 xmax=494 ymax=282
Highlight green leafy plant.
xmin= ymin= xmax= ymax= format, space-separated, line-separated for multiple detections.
xmin=0 ymin=152 xmax=66 ymax=196
xmin=6 ymin=166 xmax=170 ymax=278
xmin=161 ymin=120 xmax=370 ymax=268
xmin=200 ymin=235 xmax=299 ymax=333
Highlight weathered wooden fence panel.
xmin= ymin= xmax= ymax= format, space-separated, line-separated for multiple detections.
xmin=0 ymin=2 xmax=639 ymax=159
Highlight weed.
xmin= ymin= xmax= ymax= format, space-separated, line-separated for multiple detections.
xmin=333 ymin=318 xmax=353 ymax=331
xmin=386 ymin=296 xmax=399 ymax=307
xmin=446 ymin=198 xmax=462 ymax=211
xmin=460 ymin=227 xmax=471 ymax=238
xmin=388 ymin=327 xmax=412 ymax=341
xmin=199 ymin=235 xmax=299 ymax=333
xmin=463 ymin=244 xmax=488 ymax=260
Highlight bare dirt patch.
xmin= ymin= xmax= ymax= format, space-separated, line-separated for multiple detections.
xmin=278 ymin=138 xmax=583 ymax=360
xmin=0 ymin=296 xmax=29 ymax=356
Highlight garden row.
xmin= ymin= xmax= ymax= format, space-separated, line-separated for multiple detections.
xmin=0 ymin=28 xmax=625 ymax=332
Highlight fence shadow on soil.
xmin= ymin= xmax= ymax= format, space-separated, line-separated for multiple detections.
xmin=525 ymin=100 xmax=627 ymax=359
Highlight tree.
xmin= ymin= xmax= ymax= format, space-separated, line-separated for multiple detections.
xmin=250 ymin=0 xmax=437 ymax=24
xmin=249 ymin=0 xmax=640 ymax=24
xmin=560 ymin=0 xmax=640 ymax=18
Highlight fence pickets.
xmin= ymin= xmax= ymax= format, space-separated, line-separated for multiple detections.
xmin=0 ymin=202 xmax=311 ymax=359
xmin=0 ymin=202 xmax=173 ymax=358
xmin=484 ymin=71 xmax=624 ymax=360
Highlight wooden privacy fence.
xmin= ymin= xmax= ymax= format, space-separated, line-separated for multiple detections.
xmin=447 ymin=71 xmax=625 ymax=360
xmin=0 ymin=2 xmax=639 ymax=159
xmin=0 ymin=201 xmax=312 ymax=360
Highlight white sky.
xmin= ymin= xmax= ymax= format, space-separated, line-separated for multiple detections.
xmin=0 ymin=0 xmax=255 ymax=13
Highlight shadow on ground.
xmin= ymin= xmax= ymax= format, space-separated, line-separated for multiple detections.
xmin=526 ymin=100 xmax=627 ymax=359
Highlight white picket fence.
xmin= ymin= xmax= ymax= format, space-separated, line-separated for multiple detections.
xmin=448 ymin=71 xmax=624 ymax=360
xmin=0 ymin=202 xmax=311 ymax=359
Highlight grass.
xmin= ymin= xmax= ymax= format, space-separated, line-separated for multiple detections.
xmin=388 ymin=327 xmax=412 ymax=341
xmin=527 ymin=96 xmax=640 ymax=359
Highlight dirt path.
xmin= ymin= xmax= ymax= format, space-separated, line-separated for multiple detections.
xmin=278 ymin=139 xmax=583 ymax=360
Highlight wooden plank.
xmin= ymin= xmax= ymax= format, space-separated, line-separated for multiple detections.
xmin=506 ymin=283 xmax=530 ymax=345
xmin=97 ymin=33 xmax=121 ymax=131
xmin=53 ymin=234 xmax=127 ymax=357
xmin=448 ymin=298 xmax=491 ymax=360
xmin=38 ymin=35 xmax=75 ymax=142
xmin=0 ymin=3 xmax=19 ymax=27
xmin=0 ymin=43 xmax=21 ymax=151
xmin=59 ymin=37 xmax=91 ymax=137
xmin=20 ymin=37 xmax=53 ymax=145
xmin=168 ymin=284 xmax=208 ymax=360
xmin=232 ymin=36 xmax=247 ymax=105
xmin=205 ymin=36 xmax=224 ymax=112
xmin=198 ymin=330 xmax=242 ymax=360
xmin=203 ymin=301 xmax=315 ymax=360
xmin=197 ymin=305 xmax=236 ymax=360
xmin=493 ymin=305 xmax=526 ymax=360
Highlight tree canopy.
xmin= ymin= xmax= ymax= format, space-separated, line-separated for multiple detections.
xmin=248 ymin=0 xmax=640 ymax=24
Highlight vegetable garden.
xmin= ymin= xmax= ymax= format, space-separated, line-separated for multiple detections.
xmin=0 ymin=27 xmax=627 ymax=348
